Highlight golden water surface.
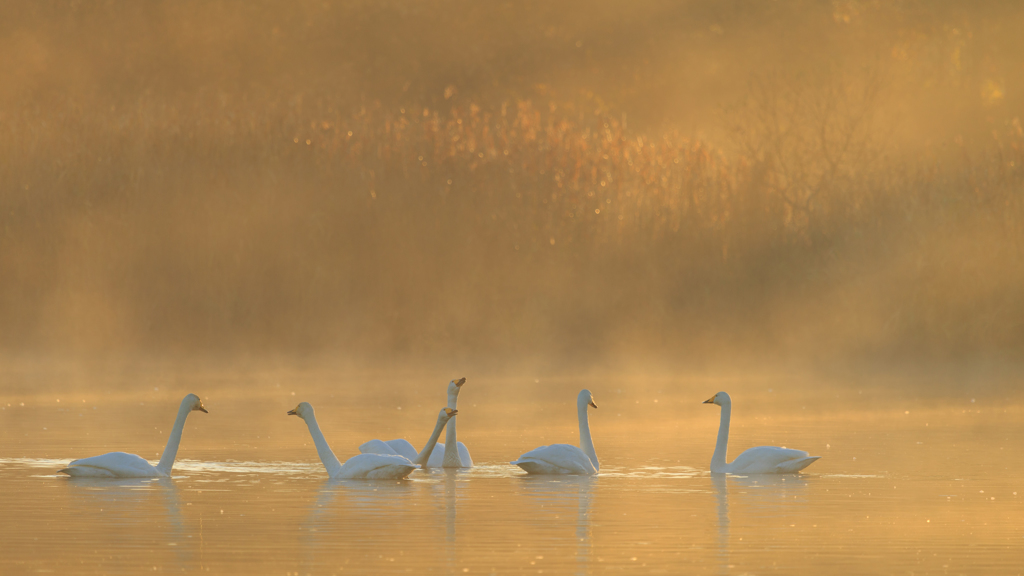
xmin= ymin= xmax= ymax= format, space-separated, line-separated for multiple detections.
xmin=1 ymin=366 xmax=1021 ymax=575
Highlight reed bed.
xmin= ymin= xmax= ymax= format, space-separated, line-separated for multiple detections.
xmin=1 ymin=93 xmax=1022 ymax=363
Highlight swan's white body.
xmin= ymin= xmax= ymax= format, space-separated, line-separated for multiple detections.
xmin=360 ymin=435 xmax=472 ymax=468
xmin=359 ymin=378 xmax=473 ymax=468
xmin=512 ymin=389 xmax=599 ymax=475
xmin=289 ymin=402 xmax=455 ymax=479
xmin=59 ymin=394 xmax=208 ymax=478
xmin=704 ymin=391 xmax=820 ymax=474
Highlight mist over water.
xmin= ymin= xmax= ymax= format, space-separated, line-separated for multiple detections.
xmin=2 ymin=2 xmax=1024 ymax=574
xmin=1 ymin=1 xmax=1021 ymax=367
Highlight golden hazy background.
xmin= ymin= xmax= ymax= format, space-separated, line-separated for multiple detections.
xmin=2 ymin=1 xmax=1022 ymax=370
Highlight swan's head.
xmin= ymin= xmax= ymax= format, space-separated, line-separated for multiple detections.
xmin=287 ymin=402 xmax=315 ymax=420
xmin=703 ymin=391 xmax=731 ymax=406
xmin=578 ymin=389 xmax=598 ymax=409
xmin=185 ymin=394 xmax=208 ymax=413
xmin=447 ymin=377 xmax=467 ymax=397
xmin=438 ymin=407 xmax=458 ymax=422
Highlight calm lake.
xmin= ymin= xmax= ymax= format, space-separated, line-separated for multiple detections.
xmin=1 ymin=363 xmax=1021 ymax=574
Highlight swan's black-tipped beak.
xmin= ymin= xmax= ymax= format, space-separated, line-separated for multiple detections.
xmin=445 ymin=408 xmax=459 ymax=417
xmin=287 ymin=409 xmax=297 ymax=416
xmin=197 ymin=405 xmax=208 ymax=413
xmin=588 ymin=400 xmax=598 ymax=408
xmin=455 ymin=377 xmax=466 ymax=387
xmin=703 ymin=396 xmax=716 ymax=404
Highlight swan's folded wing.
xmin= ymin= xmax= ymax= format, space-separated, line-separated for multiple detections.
xmin=358 ymin=439 xmax=418 ymax=460
xmin=425 ymin=442 xmax=472 ymax=468
xmin=337 ymin=453 xmax=419 ymax=479
xmin=59 ymin=465 xmax=117 ymax=477
xmin=64 ymin=452 xmax=157 ymax=477
xmin=384 ymin=439 xmax=418 ymax=460
xmin=456 ymin=442 xmax=473 ymax=467
xmin=730 ymin=446 xmax=813 ymax=474
xmin=511 ymin=444 xmax=596 ymax=475
xmin=359 ymin=439 xmax=400 ymax=456
xmin=426 ymin=443 xmax=446 ymax=467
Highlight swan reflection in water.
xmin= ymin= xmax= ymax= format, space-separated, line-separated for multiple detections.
xmin=444 ymin=469 xmax=464 ymax=572
xmin=302 ymin=476 xmax=416 ymax=531
xmin=63 ymin=477 xmax=195 ymax=568
xmin=712 ymin=473 xmax=810 ymax=572
xmin=518 ymin=475 xmax=595 ymax=576
xmin=297 ymin=476 xmax=418 ymax=573
xmin=441 ymin=469 xmax=460 ymax=544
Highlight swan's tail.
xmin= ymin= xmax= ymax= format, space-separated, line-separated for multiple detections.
xmin=56 ymin=465 xmax=118 ymax=478
xmin=57 ymin=466 xmax=97 ymax=477
xmin=394 ymin=464 xmax=419 ymax=479
xmin=776 ymin=456 xmax=820 ymax=473
xmin=367 ymin=463 xmax=419 ymax=480
xmin=511 ymin=459 xmax=567 ymax=475
xmin=511 ymin=459 xmax=541 ymax=474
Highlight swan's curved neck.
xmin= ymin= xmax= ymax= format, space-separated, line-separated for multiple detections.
xmin=303 ymin=413 xmax=344 ymax=477
xmin=578 ymin=401 xmax=599 ymax=471
xmin=712 ymin=403 xmax=731 ymax=471
xmin=156 ymin=399 xmax=193 ymax=475
xmin=413 ymin=415 xmax=449 ymax=466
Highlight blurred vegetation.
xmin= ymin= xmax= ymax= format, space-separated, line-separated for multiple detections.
xmin=1 ymin=1 xmax=1022 ymax=366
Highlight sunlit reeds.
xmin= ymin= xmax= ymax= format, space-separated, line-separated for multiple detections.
xmin=1 ymin=86 xmax=1022 ymax=361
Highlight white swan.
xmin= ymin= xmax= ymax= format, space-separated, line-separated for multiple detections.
xmin=59 ymin=394 xmax=208 ymax=478
xmin=288 ymin=402 xmax=456 ymax=479
xmin=359 ymin=377 xmax=473 ymax=468
xmin=410 ymin=407 xmax=460 ymax=467
xmin=704 ymin=391 xmax=820 ymax=474
xmin=511 ymin=389 xmax=599 ymax=475
xmin=437 ymin=377 xmax=472 ymax=467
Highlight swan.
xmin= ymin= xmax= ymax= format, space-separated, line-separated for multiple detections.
xmin=288 ymin=402 xmax=456 ymax=479
xmin=511 ymin=389 xmax=599 ymax=475
xmin=359 ymin=377 xmax=473 ymax=468
xmin=437 ymin=377 xmax=472 ymax=467
xmin=704 ymin=391 xmax=820 ymax=474
xmin=58 ymin=394 xmax=208 ymax=478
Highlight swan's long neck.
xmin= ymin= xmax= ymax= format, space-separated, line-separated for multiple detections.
xmin=578 ymin=401 xmax=599 ymax=471
xmin=446 ymin=388 xmax=459 ymax=447
xmin=413 ymin=415 xmax=449 ymax=466
xmin=156 ymin=399 xmax=193 ymax=475
xmin=711 ymin=402 xmax=731 ymax=471
xmin=442 ymin=412 xmax=462 ymax=467
xmin=442 ymin=388 xmax=463 ymax=467
xmin=304 ymin=413 xmax=344 ymax=477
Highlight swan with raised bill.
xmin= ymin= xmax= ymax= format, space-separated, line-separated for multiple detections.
xmin=704 ymin=391 xmax=820 ymax=474
xmin=511 ymin=389 xmax=599 ymax=475
xmin=59 ymin=393 xmax=208 ymax=478
xmin=359 ymin=377 xmax=473 ymax=468
xmin=289 ymin=402 xmax=456 ymax=479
